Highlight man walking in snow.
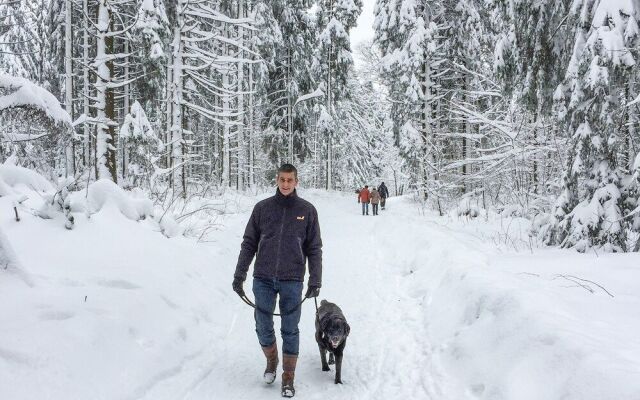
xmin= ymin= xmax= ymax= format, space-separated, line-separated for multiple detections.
xmin=358 ymin=185 xmax=370 ymax=215
xmin=232 ymin=164 xmax=323 ymax=398
xmin=378 ymin=182 xmax=389 ymax=210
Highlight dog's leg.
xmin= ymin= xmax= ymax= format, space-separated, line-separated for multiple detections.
xmin=334 ymin=351 xmax=343 ymax=384
xmin=328 ymin=352 xmax=335 ymax=365
xmin=319 ymin=346 xmax=330 ymax=371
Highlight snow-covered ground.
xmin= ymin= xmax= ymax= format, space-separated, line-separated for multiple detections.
xmin=2 ymin=174 xmax=640 ymax=400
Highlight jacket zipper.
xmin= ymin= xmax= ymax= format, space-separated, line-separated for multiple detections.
xmin=256 ymin=234 xmax=264 ymax=258
xmin=297 ymin=238 xmax=304 ymax=263
xmin=274 ymin=207 xmax=287 ymax=278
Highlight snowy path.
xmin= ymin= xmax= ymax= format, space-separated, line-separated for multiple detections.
xmin=136 ymin=191 xmax=460 ymax=400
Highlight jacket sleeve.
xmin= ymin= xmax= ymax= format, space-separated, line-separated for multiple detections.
xmin=234 ymin=204 xmax=261 ymax=281
xmin=304 ymin=205 xmax=323 ymax=287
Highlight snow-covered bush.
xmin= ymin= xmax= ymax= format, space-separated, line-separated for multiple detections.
xmin=0 ymin=161 xmax=53 ymax=196
xmin=0 ymin=74 xmax=73 ymax=177
xmin=456 ymin=196 xmax=482 ymax=218
xmin=86 ymin=179 xmax=153 ymax=221
xmin=120 ymin=101 xmax=162 ymax=188
xmin=500 ymin=204 xmax=524 ymax=218
xmin=38 ymin=176 xmax=79 ymax=229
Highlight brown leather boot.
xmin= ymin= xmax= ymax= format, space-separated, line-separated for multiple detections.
xmin=281 ymin=354 xmax=297 ymax=397
xmin=261 ymin=343 xmax=278 ymax=384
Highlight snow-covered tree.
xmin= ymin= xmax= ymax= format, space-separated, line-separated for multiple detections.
xmin=254 ymin=0 xmax=318 ymax=168
xmin=374 ymin=0 xmax=442 ymax=199
xmin=313 ymin=0 xmax=362 ymax=189
xmin=546 ymin=0 xmax=640 ymax=252
xmin=120 ymin=101 xmax=161 ymax=187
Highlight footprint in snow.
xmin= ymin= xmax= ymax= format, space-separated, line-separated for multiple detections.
xmin=39 ymin=310 xmax=74 ymax=321
xmin=95 ymin=279 xmax=141 ymax=290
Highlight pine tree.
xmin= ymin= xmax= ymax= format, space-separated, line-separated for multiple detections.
xmin=374 ymin=0 xmax=441 ymax=199
xmin=313 ymin=0 xmax=362 ymax=189
xmin=120 ymin=101 xmax=161 ymax=187
xmin=546 ymin=0 xmax=639 ymax=252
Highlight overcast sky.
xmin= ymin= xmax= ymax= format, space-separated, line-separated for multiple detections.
xmin=351 ymin=0 xmax=376 ymax=66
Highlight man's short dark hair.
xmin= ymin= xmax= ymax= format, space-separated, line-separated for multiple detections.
xmin=278 ymin=163 xmax=298 ymax=179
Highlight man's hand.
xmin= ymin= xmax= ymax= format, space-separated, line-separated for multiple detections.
xmin=305 ymin=285 xmax=320 ymax=298
xmin=232 ymin=277 xmax=245 ymax=297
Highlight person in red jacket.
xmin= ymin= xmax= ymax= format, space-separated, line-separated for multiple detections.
xmin=358 ymin=185 xmax=370 ymax=215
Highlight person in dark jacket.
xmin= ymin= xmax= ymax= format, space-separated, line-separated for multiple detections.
xmin=232 ymin=163 xmax=322 ymax=398
xmin=378 ymin=182 xmax=389 ymax=210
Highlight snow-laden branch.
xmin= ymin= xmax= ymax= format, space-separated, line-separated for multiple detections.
xmin=187 ymin=4 xmax=257 ymax=30
xmin=294 ymin=87 xmax=325 ymax=106
xmin=0 ymin=74 xmax=72 ymax=126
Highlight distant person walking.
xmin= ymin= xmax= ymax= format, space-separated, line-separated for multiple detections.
xmin=378 ymin=182 xmax=389 ymax=210
xmin=370 ymin=187 xmax=381 ymax=216
xmin=358 ymin=185 xmax=370 ymax=215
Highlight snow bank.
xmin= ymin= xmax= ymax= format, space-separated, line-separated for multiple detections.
xmin=0 ymin=163 xmax=54 ymax=194
xmin=394 ymin=203 xmax=640 ymax=400
xmin=86 ymin=179 xmax=153 ymax=221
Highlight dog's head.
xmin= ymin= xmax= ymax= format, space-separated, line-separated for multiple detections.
xmin=321 ymin=317 xmax=350 ymax=348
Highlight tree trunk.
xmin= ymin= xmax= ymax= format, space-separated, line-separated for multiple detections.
xmin=222 ymin=67 xmax=231 ymax=187
xmin=532 ymin=111 xmax=539 ymax=194
xmin=95 ymin=0 xmax=117 ymax=182
xmin=165 ymin=46 xmax=173 ymax=171
xmin=248 ymin=36 xmax=255 ymax=188
xmin=237 ymin=0 xmax=245 ymax=190
xmin=461 ymin=73 xmax=469 ymax=193
xmin=65 ymin=0 xmax=74 ymax=176
xmin=83 ymin=0 xmax=90 ymax=168
xmin=326 ymin=47 xmax=333 ymax=190
xmin=122 ymin=38 xmax=130 ymax=180
xmin=419 ymin=60 xmax=429 ymax=200
xmin=171 ymin=13 xmax=184 ymax=195
xmin=287 ymin=46 xmax=293 ymax=164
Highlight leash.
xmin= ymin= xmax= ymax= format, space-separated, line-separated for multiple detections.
xmin=314 ymin=296 xmax=321 ymax=326
xmin=239 ymin=293 xmax=310 ymax=317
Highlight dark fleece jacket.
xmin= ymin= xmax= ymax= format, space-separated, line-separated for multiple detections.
xmin=234 ymin=189 xmax=323 ymax=287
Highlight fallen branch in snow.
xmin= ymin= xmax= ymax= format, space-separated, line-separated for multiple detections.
xmin=553 ymin=274 xmax=614 ymax=298
xmin=517 ymin=272 xmax=540 ymax=278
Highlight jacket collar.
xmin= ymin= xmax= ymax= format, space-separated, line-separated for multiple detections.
xmin=275 ymin=188 xmax=298 ymax=208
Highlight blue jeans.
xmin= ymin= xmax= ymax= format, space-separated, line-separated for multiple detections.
xmin=361 ymin=202 xmax=369 ymax=215
xmin=252 ymin=278 xmax=303 ymax=355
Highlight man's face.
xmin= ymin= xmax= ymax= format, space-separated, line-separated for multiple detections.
xmin=277 ymin=172 xmax=298 ymax=196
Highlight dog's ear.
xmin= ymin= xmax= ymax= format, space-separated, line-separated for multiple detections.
xmin=343 ymin=320 xmax=350 ymax=336
xmin=320 ymin=316 xmax=331 ymax=332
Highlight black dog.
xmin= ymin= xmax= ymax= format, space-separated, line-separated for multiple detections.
xmin=315 ymin=300 xmax=350 ymax=384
